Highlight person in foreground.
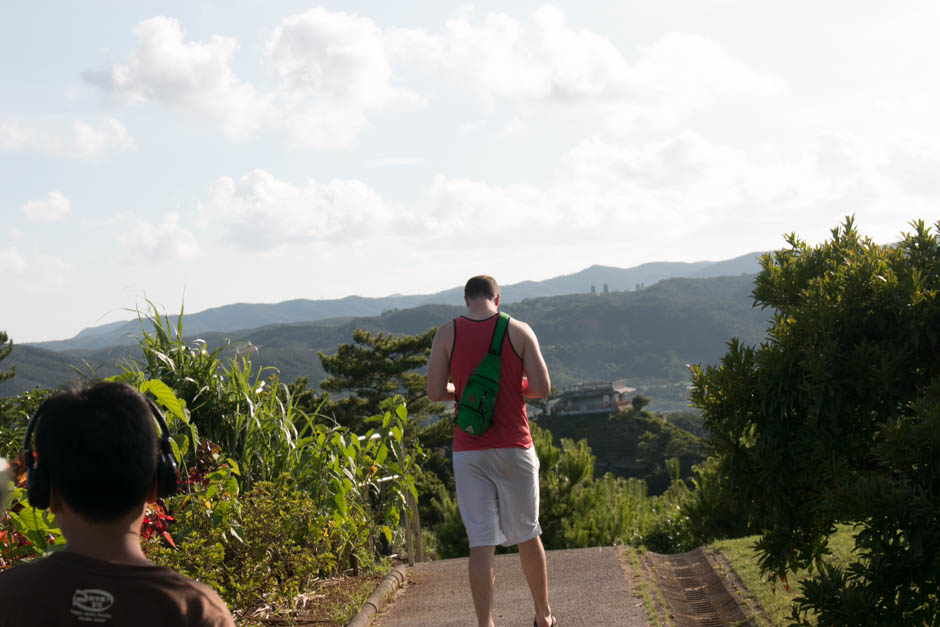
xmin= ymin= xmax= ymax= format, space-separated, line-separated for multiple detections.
xmin=427 ymin=275 xmax=557 ymax=627
xmin=0 ymin=381 xmax=234 ymax=626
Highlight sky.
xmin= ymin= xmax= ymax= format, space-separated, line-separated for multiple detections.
xmin=2 ymin=1 xmax=938 ymax=342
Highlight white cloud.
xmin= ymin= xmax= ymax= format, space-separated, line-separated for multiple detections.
xmin=397 ymin=5 xmax=631 ymax=102
xmin=82 ymin=7 xmax=781 ymax=147
xmin=118 ymin=212 xmax=201 ymax=260
xmin=23 ymin=191 xmax=72 ymax=223
xmin=83 ymin=16 xmax=269 ymax=138
xmin=400 ymin=6 xmax=784 ymax=129
xmin=0 ymin=117 xmax=133 ymax=159
xmin=417 ymin=131 xmax=938 ymax=254
xmin=196 ymin=169 xmax=401 ymax=249
xmin=84 ymin=12 xmax=422 ymax=147
xmin=267 ymin=8 xmax=424 ymax=148
xmin=70 ymin=118 xmax=135 ymax=159
xmin=618 ymin=33 xmax=785 ymax=129
xmin=0 ymin=247 xmax=25 ymax=273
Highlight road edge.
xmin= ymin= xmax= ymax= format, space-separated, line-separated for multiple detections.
xmin=346 ymin=564 xmax=409 ymax=627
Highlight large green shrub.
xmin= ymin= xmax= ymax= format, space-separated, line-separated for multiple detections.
xmin=677 ymin=456 xmax=751 ymax=546
xmin=147 ymin=480 xmax=333 ymax=619
xmin=690 ymin=218 xmax=939 ymax=624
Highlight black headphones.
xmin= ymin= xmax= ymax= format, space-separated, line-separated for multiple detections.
xmin=21 ymin=395 xmax=179 ymax=509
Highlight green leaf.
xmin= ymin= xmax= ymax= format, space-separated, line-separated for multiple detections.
xmin=375 ymin=444 xmax=388 ymax=466
xmin=138 ymin=379 xmax=187 ymax=423
xmin=168 ymin=438 xmax=183 ymax=467
xmin=225 ymin=458 xmax=241 ymax=476
xmin=333 ymin=489 xmax=347 ymax=516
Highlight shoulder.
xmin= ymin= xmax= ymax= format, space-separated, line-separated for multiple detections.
xmin=0 ymin=553 xmax=58 ymax=596
xmin=0 ymin=555 xmax=53 ymax=591
xmin=506 ymin=316 xmax=536 ymax=351
xmin=507 ymin=316 xmax=535 ymax=338
xmin=438 ymin=318 xmax=455 ymax=332
xmin=152 ymin=569 xmax=235 ymax=626
xmin=507 ymin=316 xmax=531 ymax=331
xmin=433 ymin=318 xmax=456 ymax=343
xmin=0 ymin=556 xmax=63 ymax=625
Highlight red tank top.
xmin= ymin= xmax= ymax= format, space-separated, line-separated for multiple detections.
xmin=451 ymin=313 xmax=531 ymax=451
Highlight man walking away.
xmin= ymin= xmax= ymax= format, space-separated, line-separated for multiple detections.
xmin=427 ymin=275 xmax=557 ymax=627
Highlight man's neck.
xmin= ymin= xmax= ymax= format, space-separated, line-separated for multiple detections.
xmin=55 ymin=500 xmax=152 ymax=566
xmin=465 ymin=300 xmax=498 ymax=320
xmin=63 ymin=530 xmax=150 ymax=565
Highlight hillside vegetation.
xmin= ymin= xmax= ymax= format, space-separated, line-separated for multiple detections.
xmin=26 ymin=252 xmax=763 ymax=353
xmin=1 ymin=275 xmax=767 ymax=406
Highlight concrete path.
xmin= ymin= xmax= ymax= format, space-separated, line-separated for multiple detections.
xmin=372 ymin=546 xmax=649 ymax=626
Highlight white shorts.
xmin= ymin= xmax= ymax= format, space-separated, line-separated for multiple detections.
xmin=452 ymin=446 xmax=541 ymax=548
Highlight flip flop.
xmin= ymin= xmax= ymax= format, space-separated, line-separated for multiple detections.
xmin=533 ymin=618 xmax=557 ymax=627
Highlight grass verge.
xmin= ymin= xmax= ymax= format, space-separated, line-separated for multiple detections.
xmin=236 ymin=572 xmax=384 ymax=626
xmin=709 ymin=525 xmax=857 ymax=626
xmin=621 ymin=546 xmax=673 ymax=627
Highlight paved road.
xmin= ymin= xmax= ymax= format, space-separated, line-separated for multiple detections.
xmin=373 ymin=546 xmax=650 ymax=626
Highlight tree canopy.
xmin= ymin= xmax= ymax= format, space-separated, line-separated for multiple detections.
xmin=690 ymin=218 xmax=939 ymax=624
xmin=0 ymin=332 xmax=13 ymax=383
xmin=318 ymin=328 xmax=439 ymax=430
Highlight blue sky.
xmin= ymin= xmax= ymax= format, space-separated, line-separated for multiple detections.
xmin=2 ymin=1 xmax=938 ymax=342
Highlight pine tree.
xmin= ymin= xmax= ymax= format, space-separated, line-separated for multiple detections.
xmin=0 ymin=331 xmax=14 ymax=382
xmin=318 ymin=328 xmax=440 ymax=431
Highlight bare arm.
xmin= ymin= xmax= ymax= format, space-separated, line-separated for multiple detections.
xmin=426 ymin=321 xmax=455 ymax=401
xmin=518 ymin=322 xmax=550 ymax=398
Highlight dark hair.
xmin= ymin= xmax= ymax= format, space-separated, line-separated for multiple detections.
xmin=464 ymin=275 xmax=499 ymax=301
xmin=35 ymin=381 xmax=158 ymax=522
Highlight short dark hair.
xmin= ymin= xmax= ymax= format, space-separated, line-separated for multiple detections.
xmin=464 ymin=275 xmax=499 ymax=301
xmin=35 ymin=382 xmax=158 ymax=522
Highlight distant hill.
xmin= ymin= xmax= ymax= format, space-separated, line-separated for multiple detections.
xmin=27 ymin=252 xmax=765 ymax=353
xmin=1 ymin=274 xmax=769 ymax=404
xmin=0 ymin=344 xmax=113 ymax=397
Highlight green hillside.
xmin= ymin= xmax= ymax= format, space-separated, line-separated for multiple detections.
xmin=27 ymin=252 xmax=763 ymax=353
xmin=0 ymin=344 xmax=110 ymax=396
xmin=1 ymin=275 xmax=767 ymax=407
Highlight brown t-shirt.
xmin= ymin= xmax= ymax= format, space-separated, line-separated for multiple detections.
xmin=0 ymin=551 xmax=234 ymax=626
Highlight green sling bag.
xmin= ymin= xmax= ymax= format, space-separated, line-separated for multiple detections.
xmin=455 ymin=312 xmax=510 ymax=436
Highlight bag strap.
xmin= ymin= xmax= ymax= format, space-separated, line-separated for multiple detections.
xmin=488 ymin=312 xmax=510 ymax=356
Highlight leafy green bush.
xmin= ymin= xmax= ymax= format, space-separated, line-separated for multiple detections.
xmin=0 ymin=387 xmax=53 ymax=460
xmin=691 ymin=218 xmax=940 ymax=624
xmin=147 ymin=480 xmax=333 ymax=619
xmin=677 ymin=456 xmax=751 ymax=546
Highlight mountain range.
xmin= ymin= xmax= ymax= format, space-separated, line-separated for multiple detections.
xmin=27 ymin=252 xmax=763 ymax=353
xmin=2 ymin=252 xmax=767 ymax=402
